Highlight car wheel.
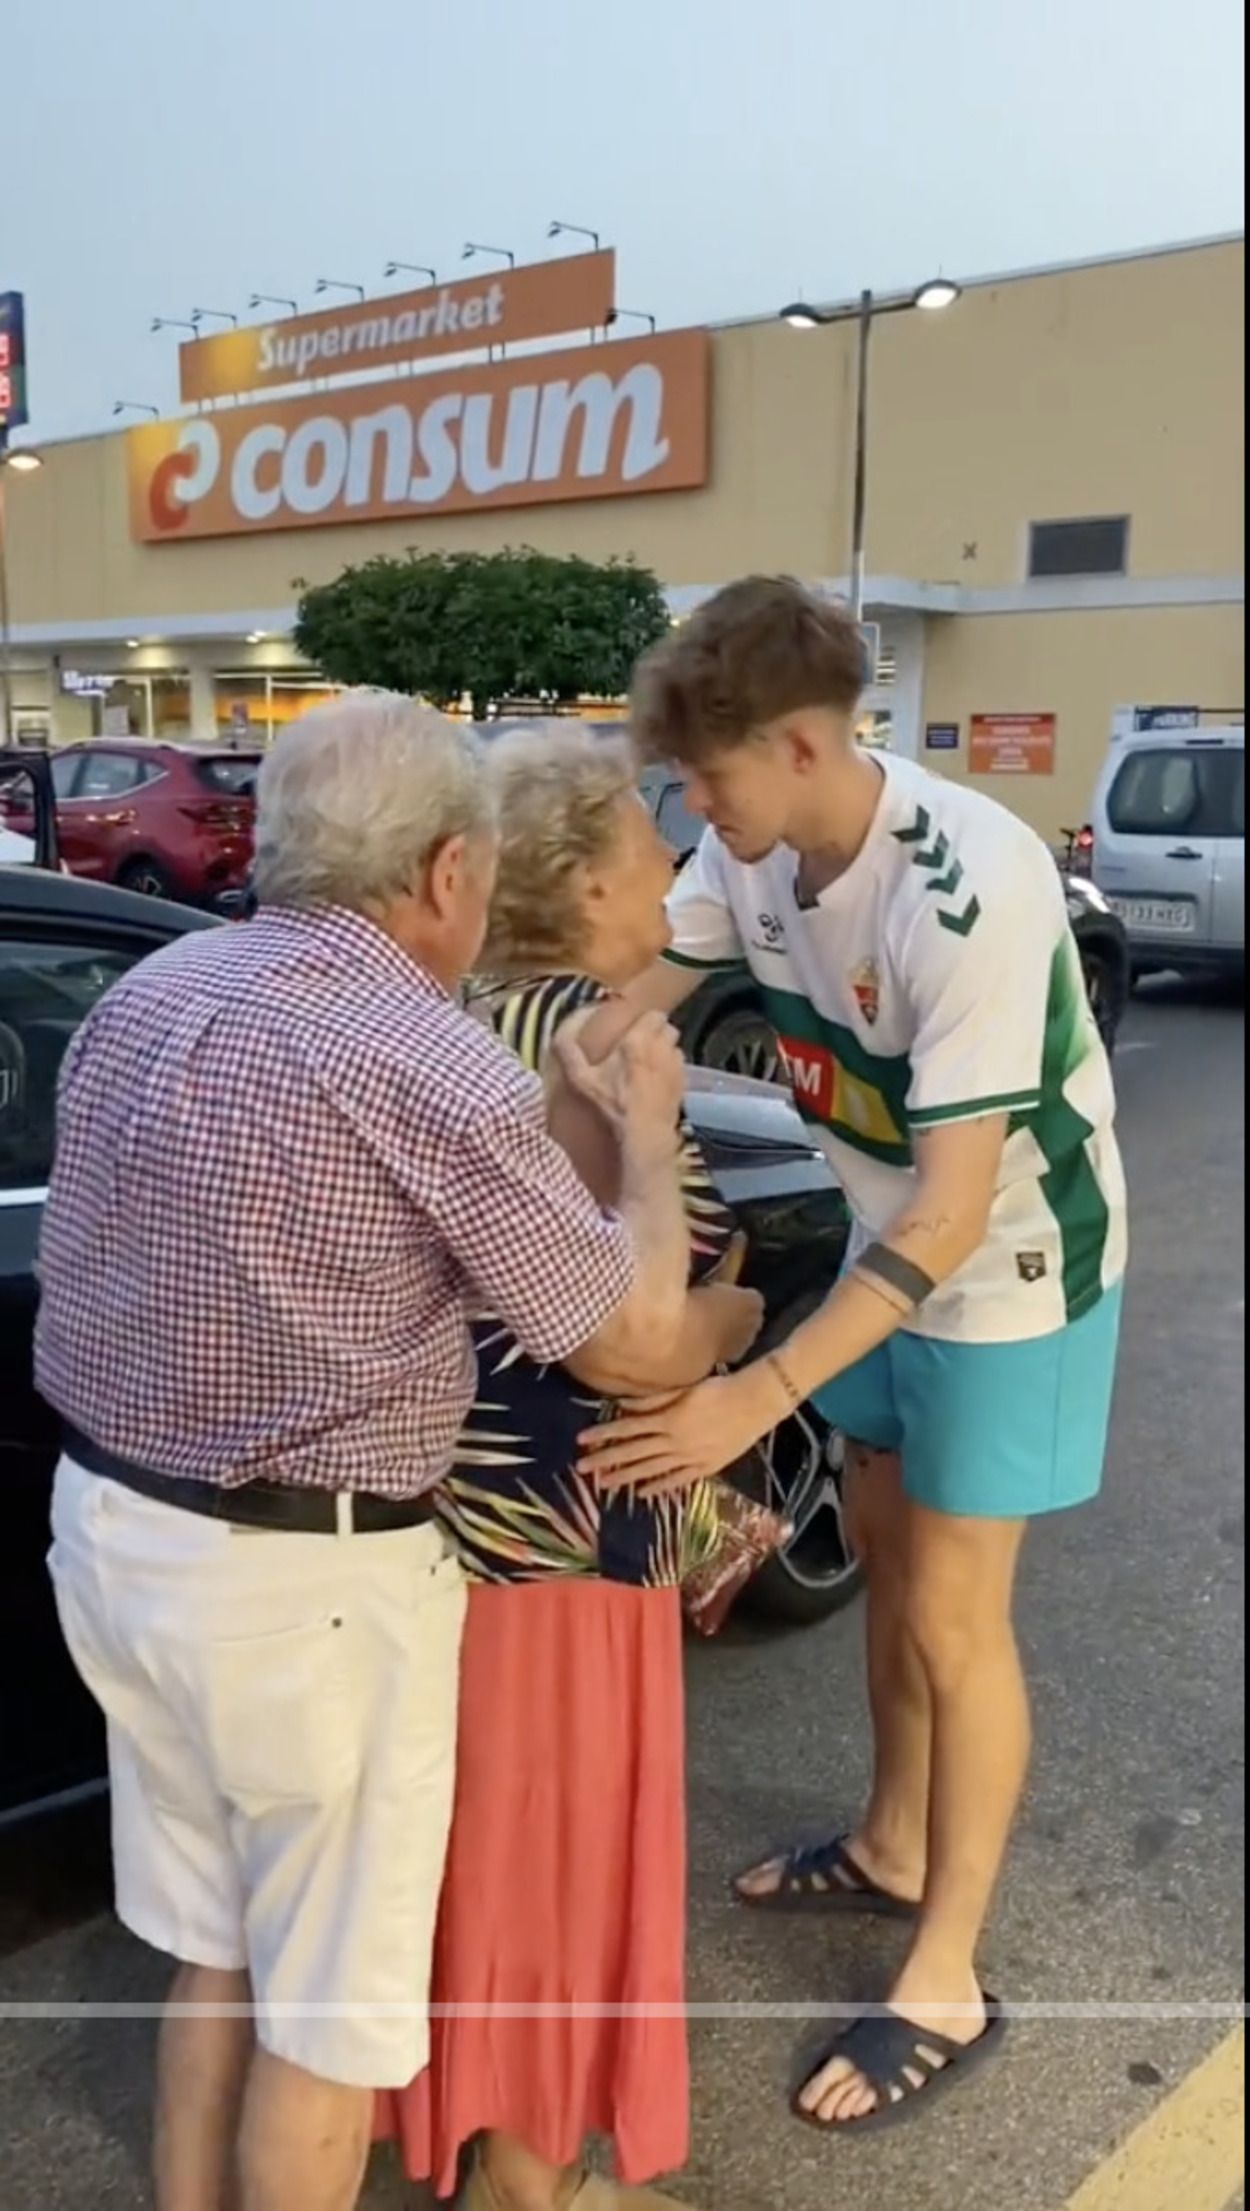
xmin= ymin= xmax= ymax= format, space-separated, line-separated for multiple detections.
xmin=117 ymin=857 xmax=176 ymax=900
xmin=736 ymin=1377 xmax=864 ymax=1628
xmin=690 ymin=998 xmax=783 ymax=1084
xmin=1079 ymin=940 xmax=1128 ymax=1053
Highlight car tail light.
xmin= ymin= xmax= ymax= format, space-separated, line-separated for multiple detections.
xmin=180 ymin=801 xmax=252 ymax=832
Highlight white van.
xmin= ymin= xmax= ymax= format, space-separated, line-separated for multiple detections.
xmin=1089 ymin=724 xmax=1244 ymax=977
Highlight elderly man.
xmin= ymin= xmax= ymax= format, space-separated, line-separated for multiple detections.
xmin=36 ymin=695 xmax=692 ymax=2211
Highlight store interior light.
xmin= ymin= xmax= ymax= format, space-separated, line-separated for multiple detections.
xmin=246 ymin=631 xmax=268 ymax=644
xmin=126 ymin=639 xmax=141 ymax=650
xmin=912 ymin=278 xmax=962 ymax=312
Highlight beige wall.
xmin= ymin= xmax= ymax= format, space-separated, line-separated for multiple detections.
xmin=920 ymin=603 xmax=1246 ymax=838
xmin=5 ymin=237 xmax=1243 ymax=629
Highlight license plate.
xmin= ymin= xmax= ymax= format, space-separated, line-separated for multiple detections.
xmin=1108 ymin=897 xmax=1197 ymax=934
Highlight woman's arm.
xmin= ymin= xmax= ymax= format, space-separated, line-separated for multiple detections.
xmin=541 ymin=997 xmax=764 ymax=1393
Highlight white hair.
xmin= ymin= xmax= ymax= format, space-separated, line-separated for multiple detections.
xmin=252 ymin=691 xmax=494 ymax=912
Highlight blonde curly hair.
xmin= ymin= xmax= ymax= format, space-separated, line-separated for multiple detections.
xmin=479 ymin=722 xmax=640 ymax=974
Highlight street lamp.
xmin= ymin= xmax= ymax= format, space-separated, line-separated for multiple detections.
xmin=606 ymin=307 xmax=656 ymax=334
xmin=249 ymin=293 xmax=299 ymax=316
xmin=0 ymin=434 xmax=45 ymax=747
xmin=113 ymin=400 xmax=160 ymax=418
xmin=779 ymin=278 xmax=962 ymax=619
xmin=462 ymin=242 xmax=516 ymax=269
xmin=314 ymin=278 xmax=366 ymax=302
xmin=383 ymin=261 xmax=437 ymax=284
xmin=547 ymin=221 xmax=601 ymax=251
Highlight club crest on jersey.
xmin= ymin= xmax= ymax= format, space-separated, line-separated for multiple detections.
xmin=850 ymin=957 xmax=881 ymax=1026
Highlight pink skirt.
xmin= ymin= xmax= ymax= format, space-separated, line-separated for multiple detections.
xmin=375 ymin=1579 xmax=690 ymax=2200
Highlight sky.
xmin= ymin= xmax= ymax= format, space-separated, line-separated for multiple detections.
xmin=4 ymin=0 xmax=1245 ymax=442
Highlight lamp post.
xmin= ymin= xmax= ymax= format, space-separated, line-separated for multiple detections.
xmin=779 ymin=278 xmax=961 ymax=621
xmin=0 ymin=431 xmax=44 ymax=747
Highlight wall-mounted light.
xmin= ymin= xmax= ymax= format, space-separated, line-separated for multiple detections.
xmin=547 ymin=221 xmax=601 ymax=251
xmin=462 ymin=242 xmax=516 ymax=269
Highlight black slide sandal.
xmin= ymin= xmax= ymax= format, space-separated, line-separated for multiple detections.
xmin=791 ymin=1996 xmax=1008 ymax=2137
xmin=733 ymin=1835 xmax=920 ymax=1919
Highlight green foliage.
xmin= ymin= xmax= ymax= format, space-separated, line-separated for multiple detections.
xmin=293 ymin=546 xmax=671 ymax=719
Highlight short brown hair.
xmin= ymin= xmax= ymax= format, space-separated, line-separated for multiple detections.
xmin=631 ymin=575 xmax=866 ymax=765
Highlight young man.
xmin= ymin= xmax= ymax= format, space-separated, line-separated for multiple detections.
xmin=580 ymin=577 xmax=1127 ymax=2136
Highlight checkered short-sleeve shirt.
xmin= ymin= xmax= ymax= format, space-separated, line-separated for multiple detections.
xmin=35 ymin=907 xmax=636 ymax=1497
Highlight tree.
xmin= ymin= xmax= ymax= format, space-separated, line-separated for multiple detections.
xmin=293 ymin=547 xmax=672 ymax=720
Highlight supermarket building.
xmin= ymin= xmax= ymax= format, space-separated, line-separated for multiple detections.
xmin=3 ymin=230 xmax=1243 ymax=840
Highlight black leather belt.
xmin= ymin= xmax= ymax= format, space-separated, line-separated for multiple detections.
xmin=62 ymin=1426 xmax=437 ymax=1535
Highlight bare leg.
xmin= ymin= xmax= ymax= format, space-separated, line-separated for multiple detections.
xmin=237 ymin=2049 xmax=372 ymax=2211
xmin=844 ymin=1447 xmax=930 ymax=1900
xmin=738 ymin=1445 xmax=929 ymax=1903
xmin=154 ymin=1963 xmax=252 ymax=2211
xmin=803 ymin=1508 xmax=1029 ymax=2125
xmin=479 ymin=2130 xmax=583 ymax=2210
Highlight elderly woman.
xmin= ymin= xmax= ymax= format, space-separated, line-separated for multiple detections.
xmin=376 ymin=728 xmax=772 ymax=2209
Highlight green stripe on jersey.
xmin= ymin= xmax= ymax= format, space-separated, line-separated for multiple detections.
xmin=1021 ymin=932 xmax=1111 ymax=1320
xmin=757 ymin=983 xmax=914 ymax=1166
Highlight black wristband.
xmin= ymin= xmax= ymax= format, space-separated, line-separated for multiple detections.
xmin=855 ymin=1242 xmax=938 ymax=1308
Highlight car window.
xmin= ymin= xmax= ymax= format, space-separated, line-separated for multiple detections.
xmin=74 ymin=753 xmax=145 ymax=800
xmin=1107 ymin=748 xmax=1244 ymax=838
xmin=0 ymin=937 xmax=148 ymax=1190
xmin=50 ymin=754 xmax=83 ymax=801
xmin=193 ymin=755 xmax=262 ymax=797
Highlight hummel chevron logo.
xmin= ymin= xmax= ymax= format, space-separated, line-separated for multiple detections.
xmin=915 ymin=830 xmax=949 ymax=871
xmin=937 ymin=896 xmax=982 ymax=937
xmin=892 ymin=806 xmax=931 ymax=846
xmin=927 ymin=858 xmax=964 ymax=896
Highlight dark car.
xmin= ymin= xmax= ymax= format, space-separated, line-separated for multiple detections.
xmin=639 ymin=766 xmax=1133 ymax=1074
xmin=0 ymin=754 xmax=856 ymax=1819
xmin=1 ymin=740 xmax=261 ymax=908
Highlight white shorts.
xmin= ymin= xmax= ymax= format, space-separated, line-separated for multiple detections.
xmin=48 ymin=1456 xmax=466 ymax=2089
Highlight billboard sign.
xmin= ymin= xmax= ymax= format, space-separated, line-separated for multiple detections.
xmin=130 ymin=328 xmax=710 ymax=543
xmin=178 ymin=251 xmax=616 ymax=405
xmin=0 ymin=291 xmax=29 ymax=431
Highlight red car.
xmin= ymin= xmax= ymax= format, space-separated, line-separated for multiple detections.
xmin=26 ymin=743 xmax=260 ymax=906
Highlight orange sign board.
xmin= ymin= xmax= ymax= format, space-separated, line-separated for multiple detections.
xmin=969 ymin=712 xmax=1056 ymax=775
xmin=129 ymin=329 xmax=710 ymax=544
xmin=178 ymin=251 xmax=616 ymax=404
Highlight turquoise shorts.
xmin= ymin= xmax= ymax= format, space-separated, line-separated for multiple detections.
xmin=812 ymin=1283 xmax=1124 ymax=1521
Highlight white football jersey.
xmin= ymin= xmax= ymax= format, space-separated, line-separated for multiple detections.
xmin=666 ymin=752 xmax=1127 ymax=1344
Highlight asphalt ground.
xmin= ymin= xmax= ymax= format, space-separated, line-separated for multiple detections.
xmin=0 ymin=974 xmax=1243 ymax=2211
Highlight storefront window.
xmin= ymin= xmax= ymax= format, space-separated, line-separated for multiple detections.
xmin=151 ymin=678 xmax=193 ymax=738
xmin=213 ymin=673 xmax=271 ymax=745
xmin=210 ymin=669 xmax=341 ymax=747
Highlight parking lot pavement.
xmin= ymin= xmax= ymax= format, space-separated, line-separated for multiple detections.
xmin=0 ymin=978 xmax=1244 ymax=2211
